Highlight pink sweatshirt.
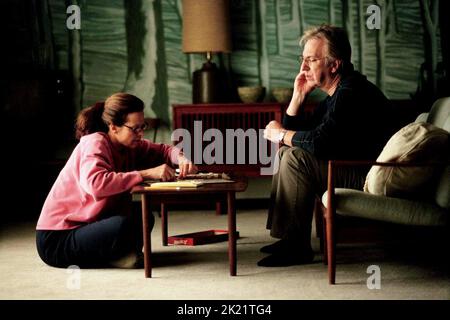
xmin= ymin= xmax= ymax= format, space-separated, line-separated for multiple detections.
xmin=37 ymin=132 xmax=176 ymax=230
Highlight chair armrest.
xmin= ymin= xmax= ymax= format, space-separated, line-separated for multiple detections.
xmin=325 ymin=160 xmax=448 ymax=218
xmin=329 ymin=160 xmax=448 ymax=168
xmin=326 ymin=160 xmax=448 ymax=202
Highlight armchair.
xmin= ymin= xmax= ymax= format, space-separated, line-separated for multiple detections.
xmin=319 ymin=97 xmax=450 ymax=284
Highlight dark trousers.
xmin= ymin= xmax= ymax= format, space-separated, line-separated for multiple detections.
xmin=36 ymin=212 xmax=154 ymax=268
xmin=267 ymin=146 xmax=367 ymax=251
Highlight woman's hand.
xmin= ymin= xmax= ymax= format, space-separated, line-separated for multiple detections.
xmin=177 ymin=156 xmax=198 ymax=178
xmin=139 ymin=164 xmax=176 ymax=181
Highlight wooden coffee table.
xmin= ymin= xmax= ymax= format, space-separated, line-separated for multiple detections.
xmin=131 ymin=177 xmax=248 ymax=278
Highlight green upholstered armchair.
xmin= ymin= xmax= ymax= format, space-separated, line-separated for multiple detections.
xmin=319 ymin=97 xmax=450 ymax=285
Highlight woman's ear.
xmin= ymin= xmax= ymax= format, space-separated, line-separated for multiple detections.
xmin=109 ymin=123 xmax=118 ymax=134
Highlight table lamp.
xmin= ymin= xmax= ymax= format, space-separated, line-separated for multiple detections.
xmin=182 ymin=0 xmax=232 ymax=104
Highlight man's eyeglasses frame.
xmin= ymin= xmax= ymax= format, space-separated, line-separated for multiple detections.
xmin=299 ymin=56 xmax=328 ymax=66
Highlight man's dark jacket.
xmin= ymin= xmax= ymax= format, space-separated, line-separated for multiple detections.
xmin=283 ymin=69 xmax=395 ymax=160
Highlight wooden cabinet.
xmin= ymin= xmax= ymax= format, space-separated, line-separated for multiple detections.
xmin=172 ymin=103 xmax=285 ymax=176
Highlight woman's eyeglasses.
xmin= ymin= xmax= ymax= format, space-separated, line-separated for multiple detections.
xmin=123 ymin=123 xmax=148 ymax=134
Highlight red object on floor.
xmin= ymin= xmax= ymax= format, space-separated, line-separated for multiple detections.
xmin=167 ymin=230 xmax=240 ymax=246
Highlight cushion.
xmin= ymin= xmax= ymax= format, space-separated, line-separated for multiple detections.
xmin=322 ymin=189 xmax=448 ymax=226
xmin=364 ymin=122 xmax=449 ymax=199
xmin=428 ymin=97 xmax=450 ymax=128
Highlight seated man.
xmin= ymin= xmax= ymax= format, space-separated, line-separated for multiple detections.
xmin=261 ymin=24 xmax=395 ymax=267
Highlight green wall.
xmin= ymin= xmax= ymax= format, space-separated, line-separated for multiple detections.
xmin=48 ymin=0 xmax=443 ymax=125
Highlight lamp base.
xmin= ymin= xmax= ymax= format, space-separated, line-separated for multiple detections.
xmin=192 ymin=61 xmax=221 ymax=104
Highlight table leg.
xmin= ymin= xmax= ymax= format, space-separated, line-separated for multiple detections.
xmin=161 ymin=203 xmax=168 ymax=246
xmin=215 ymin=201 xmax=222 ymax=216
xmin=141 ymin=194 xmax=152 ymax=278
xmin=227 ymin=191 xmax=237 ymax=276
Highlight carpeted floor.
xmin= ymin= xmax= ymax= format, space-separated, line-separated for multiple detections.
xmin=1 ymin=209 xmax=449 ymax=300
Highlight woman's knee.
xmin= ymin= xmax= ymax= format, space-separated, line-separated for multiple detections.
xmin=111 ymin=215 xmax=143 ymax=239
xmin=113 ymin=214 xmax=153 ymax=246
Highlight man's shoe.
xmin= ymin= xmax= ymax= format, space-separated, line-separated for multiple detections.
xmin=260 ymin=240 xmax=289 ymax=254
xmin=257 ymin=250 xmax=314 ymax=267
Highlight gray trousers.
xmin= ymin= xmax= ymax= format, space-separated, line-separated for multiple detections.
xmin=267 ymin=146 xmax=368 ymax=251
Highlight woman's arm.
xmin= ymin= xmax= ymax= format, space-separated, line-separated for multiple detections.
xmin=79 ymin=138 xmax=142 ymax=199
xmin=137 ymin=140 xmax=198 ymax=179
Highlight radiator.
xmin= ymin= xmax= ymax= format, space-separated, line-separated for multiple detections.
xmin=172 ymin=103 xmax=284 ymax=176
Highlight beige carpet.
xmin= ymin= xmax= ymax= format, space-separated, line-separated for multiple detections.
xmin=1 ymin=209 xmax=449 ymax=300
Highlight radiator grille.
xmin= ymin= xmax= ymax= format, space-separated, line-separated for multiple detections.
xmin=172 ymin=104 xmax=284 ymax=176
xmin=180 ymin=111 xmax=277 ymax=132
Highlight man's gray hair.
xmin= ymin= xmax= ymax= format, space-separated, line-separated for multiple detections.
xmin=300 ymin=24 xmax=352 ymax=73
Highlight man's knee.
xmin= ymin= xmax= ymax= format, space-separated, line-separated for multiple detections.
xmin=280 ymin=147 xmax=309 ymax=167
xmin=290 ymin=147 xmax=315 ymax=161
xmin=277 ymin=145 xmax=291 ymax=159
xmin=278 ymin=147 xmax=321 ymax=180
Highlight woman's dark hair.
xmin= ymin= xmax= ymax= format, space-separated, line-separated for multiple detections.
xmin=75 ymin=93 xmax=144 ymax=139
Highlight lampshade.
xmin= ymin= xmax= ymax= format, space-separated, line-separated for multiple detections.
xmin=182 ymin=0 xmax=231 ymax=53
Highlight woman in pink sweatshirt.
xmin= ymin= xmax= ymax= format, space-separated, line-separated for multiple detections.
xmin=36 ymin=93 xmax=197 ymax=268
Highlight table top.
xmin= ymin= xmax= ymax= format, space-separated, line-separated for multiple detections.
xmin=131 ymin=176 xmax=248 ymax=195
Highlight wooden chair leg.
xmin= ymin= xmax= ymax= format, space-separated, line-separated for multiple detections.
xmin=322 ymin=215 xmax=328 ymax=265
xmin=326 ymin=161 xmax=336 ymax=285
xmin=325 ymin=211 xmax=336 ymax=284
xmin=161 ymin=203 xmax=168 ymax=246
